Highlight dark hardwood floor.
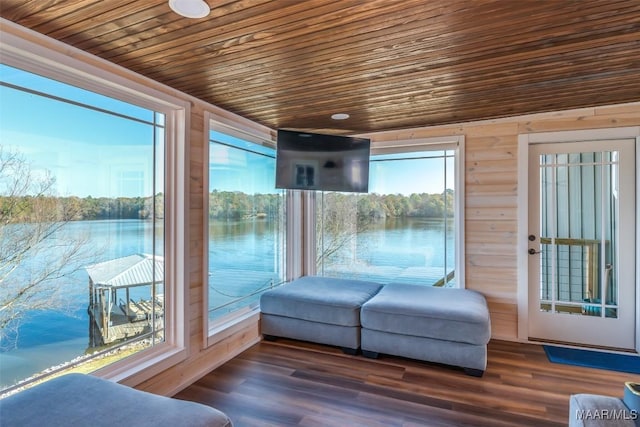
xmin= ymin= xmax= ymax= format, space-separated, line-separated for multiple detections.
xmin=174 ymin=339 xmax=639 ymax=426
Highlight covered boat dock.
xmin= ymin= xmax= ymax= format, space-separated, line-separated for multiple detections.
xmin=86 ymin=254 xmax=164 ymax=347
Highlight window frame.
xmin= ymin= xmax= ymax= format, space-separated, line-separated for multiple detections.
xmin=306 ymin=135 xmax=466 ymax=288
xmin=203 ymin=111 xmax=284 ymax=346
xmin=0 ymin=20 xmax=190 ymax=386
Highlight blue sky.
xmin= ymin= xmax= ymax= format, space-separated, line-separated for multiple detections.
xmin=369 ymin=154 xmax=454 ymax=195
xmin=0 ymin=64 xmax=161 ymax=198
xmin=1 ymin=64 xmax=453 ymax=199
xmin=210 ymin=131 xmax=455 ymax=196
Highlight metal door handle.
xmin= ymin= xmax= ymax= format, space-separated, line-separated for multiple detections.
xmin=528 ymin=248 xmax=542 ymax=255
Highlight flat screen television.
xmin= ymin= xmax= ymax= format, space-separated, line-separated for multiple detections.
xmin=275 ymin=129 xmax=370 ymax=193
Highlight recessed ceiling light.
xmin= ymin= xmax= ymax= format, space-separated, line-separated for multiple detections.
xmin=168 ymin=0 xmax=210 ymax=18
xmin=331 ymin=113 xmax=350 ymax=120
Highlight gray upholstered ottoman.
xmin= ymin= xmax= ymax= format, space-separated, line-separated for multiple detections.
xmin=0 ymin=373 xmax=232 ymax=427
xmin=260 ymin=276 xmax=383 ymax=353
xmin=569 ymin=393 xmax=637 ymax=427
xmin=361 ymin=283 xmax=491 ymax=376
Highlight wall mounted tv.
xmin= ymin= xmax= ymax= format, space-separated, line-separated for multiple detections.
xmin=275 ymin=129 xmax=371 ymax=193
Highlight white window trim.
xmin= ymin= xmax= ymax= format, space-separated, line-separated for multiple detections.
xmin=0 ymin=19 xmax=190 ymax=386
xmin=373 ymin=135 xmax=466 ymax=289
xmin=203 ymin=111 xmax=278 ymax=347
xmin=516 ymin=126 xmax=640 ymax=350
xmin=308 ymin=135 xmax=466 ymax=288
xmin=285 ymin=189 xmax=306 ymax=279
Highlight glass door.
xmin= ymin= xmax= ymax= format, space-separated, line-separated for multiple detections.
xmin=528 ymin=139 xmax=636 ymax=350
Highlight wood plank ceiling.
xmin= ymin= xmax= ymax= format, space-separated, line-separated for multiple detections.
xmin=2 ymin=0 xmax=640 ymax=133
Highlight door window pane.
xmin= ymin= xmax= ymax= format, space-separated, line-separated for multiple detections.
xmin=538 ymin=151 xmax=619 ymax=318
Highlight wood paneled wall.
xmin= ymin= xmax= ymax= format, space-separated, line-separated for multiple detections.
xmin=363 ymin=104 xmax=640 ymax=341
xmin=11 ymin=17 xmax=639 ymax=396
xmin=139 ymin=101 xmax=639 ymax=396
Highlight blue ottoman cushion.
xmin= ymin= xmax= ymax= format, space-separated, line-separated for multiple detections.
xmin=361 ymin=282 xmax=491 ymax=345
xmin=360 ymin=282 xmax=491 ymax=374
xmin=261 ymin=276 xmax=383 ymax=327
xmin=569 ymin=393 xmax=637 ymax=427
xmin=0 ymin=373 xmax=232 ymax=427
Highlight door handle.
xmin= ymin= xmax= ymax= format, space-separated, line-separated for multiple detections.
xmin=528 ymin=248 xmax=542 ymax=255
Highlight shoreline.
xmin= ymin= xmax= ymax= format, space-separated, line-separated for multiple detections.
xmin=0 ymin=339 xmax=150 ymax=397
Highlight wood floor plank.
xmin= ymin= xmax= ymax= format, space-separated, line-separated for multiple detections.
xmin=174 ymin=339 xmax=639 ymax=426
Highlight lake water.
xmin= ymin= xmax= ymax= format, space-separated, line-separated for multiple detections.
xmin=0 ymin=219 xmax=161 ymax=389
xmin=321 ymin=216 xmax=456 ymax=285
xmin=0 ymin=217 xmax=453 ymax=389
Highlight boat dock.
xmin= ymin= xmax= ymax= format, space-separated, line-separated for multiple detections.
xmin=85 ymin=254 xmax=164 ymax=347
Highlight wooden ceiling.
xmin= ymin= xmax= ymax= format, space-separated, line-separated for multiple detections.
xmin=2 ymin=0 xmax=639 ymax=133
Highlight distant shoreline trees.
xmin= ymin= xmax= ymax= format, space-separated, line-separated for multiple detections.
xmin=208 ymin=189 xmax=454 ymax=220
xmin=0 ymin=194 xmax=164 ymax=223
xmin=1 ymin=189 xmax=453 ymax=223
xmin=314 ymin=191 xmax=454 ymax=269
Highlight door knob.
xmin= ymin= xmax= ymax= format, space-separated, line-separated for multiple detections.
xmin=528 ymin=248 xmax=542 ymax=255
xmin=528 ymin=235 xmax=536 ymax=241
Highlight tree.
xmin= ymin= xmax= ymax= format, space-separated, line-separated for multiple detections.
xmin=0 ymin=147 xmax=92 ymax=349
xmin=316 ymin=192 xmax=377 ymax=270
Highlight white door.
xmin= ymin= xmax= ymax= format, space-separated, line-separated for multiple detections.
xmin=528 ymin=139 xmax=636 ymax=350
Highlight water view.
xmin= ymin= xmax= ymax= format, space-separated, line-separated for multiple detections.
xmin=320 ymin=216 xmax=455 ymax=285
xmin=0 ymin=219 xmax=161 ymax=389
xmin=1 ymin=61 xmax=459 ymax=393
xmin=1 ymin=216 xmax=452 ymax=389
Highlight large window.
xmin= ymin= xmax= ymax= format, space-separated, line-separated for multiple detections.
xmin=316 ymin=142 xmax=463 ymax=287
xmin=0 ymin=38 xmax=186 ymax=392
xmin=206 ymin=126 xmax=286 ymax=329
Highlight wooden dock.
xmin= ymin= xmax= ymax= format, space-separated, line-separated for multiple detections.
xmin=89 ymin=297 xmax=163 ymax=346
xmin=85 ymin=254 xmax=165 ymax=348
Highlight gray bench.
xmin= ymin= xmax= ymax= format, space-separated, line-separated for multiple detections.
xmin=260 ymin=275 xmax=383 ymax=354
xmin=360 ymin=282 xmax=491 ymax=376
xmin=0 ymin=373 xmax=232 ymax=427
xmin=260 ymin=276 xmax=491 ymax=376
